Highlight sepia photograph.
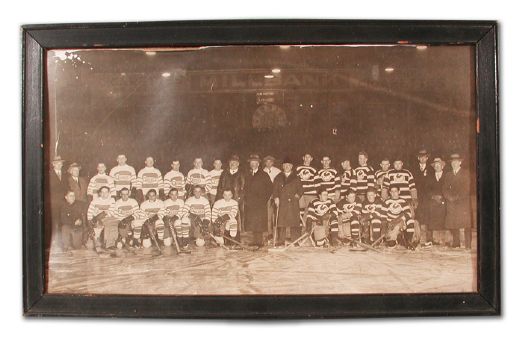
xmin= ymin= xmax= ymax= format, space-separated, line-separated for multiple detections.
xmin=43 ymin=43 xmax=478 ymax=296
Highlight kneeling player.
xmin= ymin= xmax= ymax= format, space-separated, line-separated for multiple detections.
xmin=181 ymin=185 xmax=211 ymax=247
xmin=360 ymin=189 xmax=385 ymax=243
xmin=212 ymin=188 xmax=239 ymax=247
xmin=133 ymin=189 xmax=167 ymax=249
xmin=162 ymin=188 xmax=186 ymax=249
xmin=336 ymin=190 xmax=362 ymax=245
xmin=86 ymin=186 xmax=117 ymax=249
xmin=306 ymin=188 xmax=339 ymax=246
xmin=383 ymin=185 xmax=417 ymax=250
xmin=113 ymin=187 xmax=140 ymax=249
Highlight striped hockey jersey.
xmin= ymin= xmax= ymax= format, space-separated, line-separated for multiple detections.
xmin=336 ymin=199 xmax=362 ymax=222
xmin=382 ymin=169 xmax=416 ymax=200
xmin=353 ymin=165 xmax=376 ymax=195
xmin=315 ymin=168 xmax=340 ymax=199
xmin=339 ymin=169 xmax=357 ymax=198
xmin=374 ymin=169 xmax=390 ymax=196
xmin=87 ymin=197 xmax=116 ymax=221
xmin=109 ymin=164 xmax=136 ymax=192
xmin=186 ymin=168 xmax=210 ymax=193
xmin=182 ymin=196 xmax=211 ymax=220
xmin=163 ymin=170 xmax=186 ymax=198
xmin=163 ymin=198 xmax=185 ymax=218
xmin=136 ymin=167 xmax=164 ymax=196
xmin=296 ymin=165 xmax=317 ymax=195
xmin=207 ymin=169 xmax=224 ymax=196
xmin=87 ymin=173 xmax=116 ymax=198
xmin=361 ymin=198 xmax=385 ymax=221
xmin=138 ymin=199 xmax=165 ymax=220
xmin=307 ymin=198 xmax=338 ymax=222
xmin=383 ymin=198 xmax=412 ymax=221
xmin=113 ymin=198 xmax=139 ymax=220
xmin=211 ymin=198 xmax=239 ymax=222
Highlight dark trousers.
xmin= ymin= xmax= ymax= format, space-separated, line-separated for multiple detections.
xmin=451 ymin=228 xmax=472 ymax=249
xmin=61 ymin=224 xmax=84 ymax=249
xmin=278 ymin=226 xmax=301 ymax=244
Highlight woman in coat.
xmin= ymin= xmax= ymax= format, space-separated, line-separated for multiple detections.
xmin=424 ymin=157 xmax=447 ymax=244
xmin=273 ymin=157 xmax=303 ymax=245
xmin=442 ymin=153 xmax=473 ymax=249
xmin=244 ymin=154 xmax=273 ymax=246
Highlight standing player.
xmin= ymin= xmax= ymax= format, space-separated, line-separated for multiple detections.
xmin=306 ymin=188 xmax=339 ymax=247
xmin=207 ymin=159 xmax=224 ymax=206
xmin=109 ymin=154 xmax=137 ymax=198
xmin=163 ymin=159 xmax=186 ymax=200
xmin=113 ymin=187 xmax=140 ymax=249
xmin=382 ymin=158 xmax=418 ymax=205
xmin=360 ymin=188 xmax=385 ymax=243
xmin=374 ymin=158 xmax=391 ymax=198
xmin=133 ymin=189 xmax=167 ymax=249
xmin=136 ymin=156 xmax=164 ymax=203
xmin=181 ymin=185 xmax=212 ymax=247
xmin=354 ymin=151 xmax=375 ymax=203
xmin=186 ymin=157 xmax=210 ymax=198
xmin=296 ymin=153 xmax=318 ymax=230
xmin=336 ymin=190 xmax=362 ymax=245
xmin=212 ymin=188 xmax=240 ymax=247
xmin=315 ymin=155 xmax=341 ymax=203
xmin=383 ymin=186 xmax=417 ymax=250
xmin=339 ymin=158 xmax=357 ymax=200
xmin=87 ymin=162 xmax=116 ymax=201
xmin=162 ymin=188 xmax=186 ymax=249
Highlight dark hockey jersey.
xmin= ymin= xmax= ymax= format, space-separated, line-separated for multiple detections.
xmin=361 ymin=198 xmax=385 ymax=221
xmin=339 ymin=169 xmax=357 ymax=197
xmin=296 ymin=165 xmax=317 ymax=195
xmin=307 ymin=198 xmax=338 ymax=222
xmin=383 ymin=198 xmax=412 ymax=221
xmin=383 ymin=169 xmax=416 ymax=200
xmin=374 ymin=169 xmax=390 ymax=196
xmin=336 ymin=199 xmax=362 ymax=222
xmin=353 ymin=165 xmax=375 ymax=195
xmin=315 ymin=168 xmax=340 ymax=199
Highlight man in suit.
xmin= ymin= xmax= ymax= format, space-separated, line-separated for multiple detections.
xmin=216 ymin=154 xmax=246 ymax=230
xmin=410 ymin=149 xmax=430 ymax=243
xmin=47 ymin=155 xmax=67 ymax=251
xmin=442 ymin=153 xmax=473 ymax=249
xmin=67 ymin=163 xmax=88 ymax=203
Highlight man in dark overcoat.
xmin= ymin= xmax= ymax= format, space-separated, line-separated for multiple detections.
xmin=66 ymin=163 xmax=88 ymax=203
xmin=410 ymin=149 xmax=430 ymax=232
xmin=273 ymin=157 xmax=303 ymax=245
xmin=216 ymin=154 xmax=246 ymax=230
xmin=442 ymin=153 xmax=473 ymax=249
xmin=243 ymin=154 xmax=273 ymax=246
xmin=47 ymin=155 xmax=68 ymax=250
xmin=424 ymin=157 xmax=447 ymax=244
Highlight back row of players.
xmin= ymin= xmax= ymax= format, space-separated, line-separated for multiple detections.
xmin=54 ymin=149 xmax=465 ymax=252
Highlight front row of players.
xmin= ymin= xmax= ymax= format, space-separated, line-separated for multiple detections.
xmin=61 ymin=182 xmax=417 ymax=253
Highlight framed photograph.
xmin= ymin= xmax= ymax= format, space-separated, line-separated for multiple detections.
xmin=22 ymin=20 xmax=499 ymax=318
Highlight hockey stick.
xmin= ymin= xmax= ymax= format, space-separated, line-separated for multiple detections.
xmin=145 ymin=223 xmax=163 ymax=256
xmin=209 ymin=233 xmax=230 ymax=250
xmin=342 ymin=236 xmax=381 ymax=253
xmin=268 ymin=226 xmax=315 ymax=252
xmin=167 ymin=220 xmax=191 ymax=255
xmin=221 ymin=235 xmax=260 ymax=251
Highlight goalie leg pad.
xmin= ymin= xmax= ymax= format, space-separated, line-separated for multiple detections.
xmin=155 ymin=220 xmax=165 ymax=240
xmin=350 ymin=221 xmax=360 ymax=239
xmin=371 ymin=220 xmax=382 ymax=241
xmin=163 ymin=237 xmax=172 ymax=246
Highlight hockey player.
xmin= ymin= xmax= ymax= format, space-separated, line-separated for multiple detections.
xmin=186 ymin=157 xmax=210 ymax=198
xmin=306 ymin=187 xmax=339 ymax=247
xmin=382 ymin=158 xmax=417 ymax=206
xmin=315 ymin=155 xmax=341 ymax=203
xmin=375 ymin=158 xmax=391 ymax=198
xmin=339 ymin=158 xmax=357 ymax=200
xmin=113 ymin=187 xmax=140 ymax=249
xmin=207 ymin=159 xmax=224 ymax=206
xmin=336 ymin=189 xmax=362 ymax=245
xmin=354 ymin=151 xmax=376 ymax=203
xmin=86 ymin=186 xmax=118 ymax=249
xmin=296 ymin=153 xmax=318 ymax=229
xmin=136 ymin=156 xmax=164 ymax=203
xmin=360 ymin=188 xmax=385 ymax=243
xmin=162 ymin=188 xmax=186 ymax=249
xmin=383 ymin=185 xmax=417 ymax=250
xmin=163 ymin=160 xmax=186 ymax=200
xmin=87 ymin=162 xmax=116 ymax=201
xmin=132 ymin=189 xmax=167 ymax=249
xmin=212 ymin=188 xmax=240 ymax=247
xmin=109 ymin=154 xmax=137 ymax=198
xmin=181 ymin=185 xmax=212 ymax=247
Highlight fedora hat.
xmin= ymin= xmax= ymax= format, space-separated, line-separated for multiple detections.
xmin=430 ymin=157 xmax=446 ymax=167
xmin=51 ymin=155 xmax=65 ymax=163
xmin=229 ymin=154 xmax=240 ymax=162
xmin=449 ymin=153 xmax=463 ymax=161
xmin=67 ymin=162 xmax=81 ymax=171
xmin=247 ymin=154 xmax=261 ymax=162
xmin=263 ymin=155 xmax=275 ymax=162
xmin=417 ymin=149 xmax=429 ymax=156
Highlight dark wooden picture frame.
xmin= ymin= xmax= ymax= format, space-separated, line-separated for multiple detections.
xmin=22 ymin=20 xmax=499 ymax=318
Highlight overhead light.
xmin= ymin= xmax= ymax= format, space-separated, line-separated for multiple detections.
xmin=146 ymin=51 xmax=157 ymax=56
xmin=416 ymin=45 xmax=428 ymax=50
xmin=121 ymin=72 xmax=126 ymax=76
xmin=272 ymin=68 xmax=281 ymax=74
xmin=384 ymin=67 xmax=395 ymax=73
xmin=279 ymin=45 xmax=291 ymax=50
xmin=264 ymin=74 xmax=274 ymax=79
xmin=162 ymin=72 xmax=171 ymax=78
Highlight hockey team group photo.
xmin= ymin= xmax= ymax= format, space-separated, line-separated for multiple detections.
xmin=43 ymin=45 xmax=478 ymax=295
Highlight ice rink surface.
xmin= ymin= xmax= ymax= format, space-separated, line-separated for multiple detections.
xmin=47 ymin=243 xmax=476 ymax=295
